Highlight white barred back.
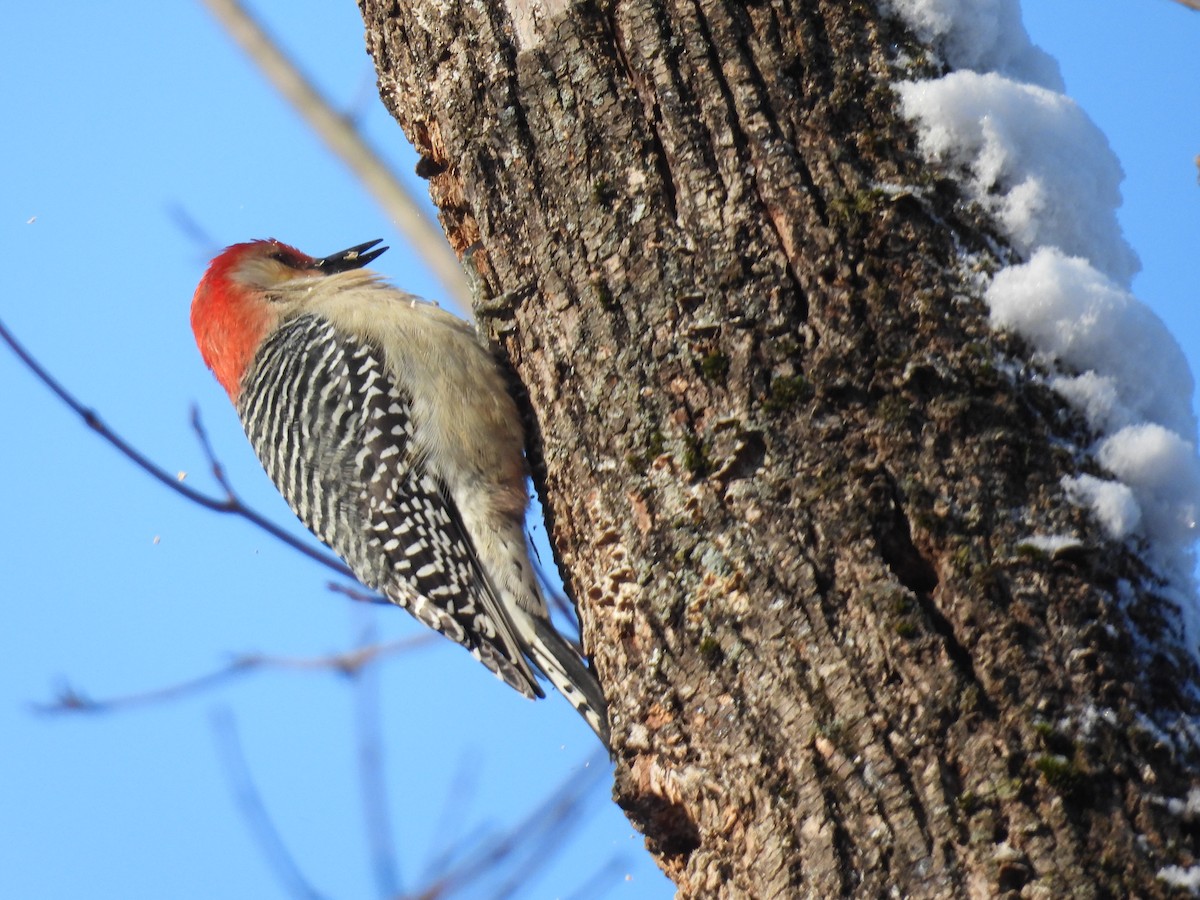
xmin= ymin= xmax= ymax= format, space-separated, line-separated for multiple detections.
xmin=237 ymin=313 xmax=541 ymax=698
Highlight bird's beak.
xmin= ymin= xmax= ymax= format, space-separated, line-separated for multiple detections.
xmin=314 ymin=239 xmax=389 ymax=273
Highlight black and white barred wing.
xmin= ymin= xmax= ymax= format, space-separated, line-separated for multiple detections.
xmin=237 ymin=313 xmax=542 ymax=699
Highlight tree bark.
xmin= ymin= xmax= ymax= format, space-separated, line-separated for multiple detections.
xmin=358 ymin=1 xmax=1200 ymax=895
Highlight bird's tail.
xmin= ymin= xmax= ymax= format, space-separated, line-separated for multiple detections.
xmin=525 ymin=615 xmax=611 ymax=749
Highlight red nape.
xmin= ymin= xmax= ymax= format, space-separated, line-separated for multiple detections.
xmin=190 ymin=241 xmax=287 ymax=402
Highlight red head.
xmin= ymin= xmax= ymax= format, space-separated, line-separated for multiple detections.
xmin=190 ymin=238 xmax=387 ymax=401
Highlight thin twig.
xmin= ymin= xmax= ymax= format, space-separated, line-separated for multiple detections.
xmin=562 ymin=856 xmax=633 ymax=900
xmin=529 ymin=530 xmax=581 ymax=627
xmin=166 ymin=203 xmax=221 ymax=257
xmin=198 ymin=0 xmax=469 ymax=308
xmin=0 ymin=316 xmax=352 ymax=578
xmin=420 ymin=749 xmax=483 ymax=883
xmin=32 ymin=636 xmax=438 ymax=714
xmin=212 ymin=709 xmax=329 ymax=900
xmin=416 ymin=751 xmax=609 ymax=899
xmin=352 ymin=624 xmax=403 ymax=899
xmin=190 ymin=403 xmax=240 ymax=498
xmin=327 ymin=581 xmax=390 ymax=606
xmin=490 ymin=760 xmax=607 ymax=900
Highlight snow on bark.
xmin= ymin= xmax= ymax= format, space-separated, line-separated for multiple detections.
xmin=890 ymin=0 xmax=1200 ymax=653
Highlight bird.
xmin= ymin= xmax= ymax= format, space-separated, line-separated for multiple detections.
xmin=190 ymin=238 xmax=609 ymax=746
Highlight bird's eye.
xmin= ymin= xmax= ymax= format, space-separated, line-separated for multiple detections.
xmin=270 ymin=249 xmax=313 ymax=271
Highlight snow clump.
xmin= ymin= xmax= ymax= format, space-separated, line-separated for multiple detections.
xmin=888 ymin=0 xmax=1200 ymax=647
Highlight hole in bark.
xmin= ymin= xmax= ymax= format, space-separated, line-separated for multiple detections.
xmin=996 ymin=861 xmax=1030 ymax=893
xmin=874 ymin=505 xmax=938 ymax=596
xmin=414 ymin=154 xmax=446 ymax=178
xmin=627 ymin=794 xmax=701 ymax=862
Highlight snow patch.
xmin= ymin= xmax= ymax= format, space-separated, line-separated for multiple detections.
xmin=1073 ymin=704 xmax=1117 ymax=742
xmin=986 ymin=250 xmax=1194 ymax=438
xmin=1157 ymin=787 xmax=1200 ymax=821
xmin=890 ymin=0 xmax=1200 ymax=655
xmin=895 ymin=75 xmax=1138 ymax=285
xmin=1048 ymin=372 xmax=1121 ymax=434
xmin=885 ymin=0 xmax=1063 ymax=89
xmin=1060 ymin=474 xmax=1141 ymax=542
xmin=1098 ymin=425 xmax=1200 ymax=549
xmin=1016 ymin=534 xmax=1082 ymax=556
xmin=986 ymin=248 xmax=1200 ymax=616
xmin=1158 ymin=864 xmax=1200 ymax=894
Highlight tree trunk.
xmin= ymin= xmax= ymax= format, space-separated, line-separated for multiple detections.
xmin=358 ymin=1 xmax=1200 ymax=895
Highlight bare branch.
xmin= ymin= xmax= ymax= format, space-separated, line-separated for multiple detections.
xmin=0 ymin=316 xmax=352 ymax=578
xmin=198 ymin=0 xmax=469 ymax=307
xmin=212 ymin=709 xmax=330 ymax=900
xmin=32 ymin=636 xmax=438 ymax=714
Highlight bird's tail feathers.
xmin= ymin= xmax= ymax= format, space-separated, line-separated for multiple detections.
xmin=525 ymin=616 xmax=611 ymax=749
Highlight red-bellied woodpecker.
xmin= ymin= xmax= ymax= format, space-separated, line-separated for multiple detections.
xmin=190 ymin=238 xmax=609 ymax=746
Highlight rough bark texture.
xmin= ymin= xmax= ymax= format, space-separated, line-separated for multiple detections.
xmin=358 ymin=1 xmax=1200 ymax=896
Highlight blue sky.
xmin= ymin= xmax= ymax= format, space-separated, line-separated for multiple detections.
xmin=1 ymin=2 xmax=1197 ymax=898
